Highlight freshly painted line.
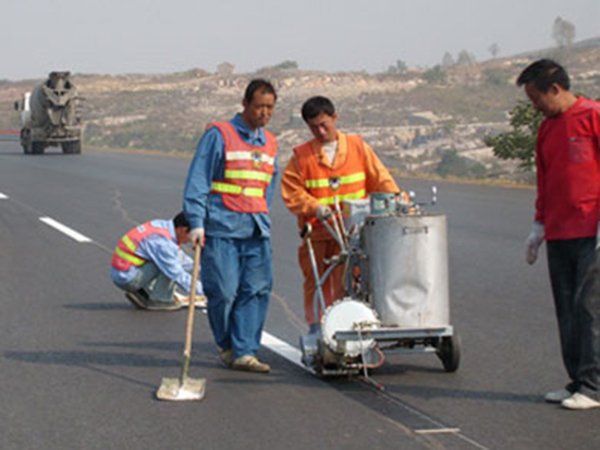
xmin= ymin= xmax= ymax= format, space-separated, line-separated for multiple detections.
xmin=415 ymin=428 xmax=461 ymax=434
xmin=0 ymin=192 xmax=8 ymax=199
xmin=39 ymin=217 xmax=92 ymax=243
xmin=261 ymin=331 xmax=308 ymax=370
xmin=261 ymin=332 xmax=487 ymax=448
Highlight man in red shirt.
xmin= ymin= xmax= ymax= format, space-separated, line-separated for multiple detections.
xmin=520 ymin=59 xmax=600 ymax=410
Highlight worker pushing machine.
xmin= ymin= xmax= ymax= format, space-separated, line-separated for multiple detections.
xmin=281 ymin=96 xmax=403 ymax=330
xmin=183 ymin=79 xmax=278 ymax=373
xmin=110 ymin=212 xmax=205 ymax=311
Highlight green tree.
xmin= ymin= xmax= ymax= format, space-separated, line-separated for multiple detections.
xmin=485 ymin=100 xmax=543 ymax=169
xmin=436 ymin=150 xmax=486 ymax=178
xmin=422 ymin=65 xmax=447 ymax=84
xmin=483 ymin=68 xmax=510 ymax=86
xmin=552 ymin=17 xmax=576 ymax=47
xmin=456 ymin=50 xmax=476 ymax=66
xmin=488 ymin=43 xmax=500 ymax=59
xmin=257 ymin=60 xmax=299 ymax=72
xmin=272 ymin=60 xmax=299 ymax=70
xmin=386 ymin=59 xmax=407 ymax=74
xmin=441 ymin=52 xmax=455 ymax=68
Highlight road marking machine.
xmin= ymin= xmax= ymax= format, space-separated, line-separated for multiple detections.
xmin=299 ymin=188 xmax=460 ymax=381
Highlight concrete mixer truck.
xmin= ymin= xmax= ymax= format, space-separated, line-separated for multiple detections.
xmin=15 ymin=71 xmax=82 ymax=155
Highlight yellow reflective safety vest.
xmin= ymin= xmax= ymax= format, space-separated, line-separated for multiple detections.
xmin=208 ymin=121 xmax=277 ymax=213
xmin=111 ymin=221 xmax=172 ymax=271
xmin=293 ymin=134 xmax=368 ymax=209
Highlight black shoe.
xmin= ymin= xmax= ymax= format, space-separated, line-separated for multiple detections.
xmin=125 ymin=292 xmax=147 ymax=309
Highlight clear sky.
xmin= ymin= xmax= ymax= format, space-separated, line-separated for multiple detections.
xmin=2 ymin=0 xmax=598 ymax=80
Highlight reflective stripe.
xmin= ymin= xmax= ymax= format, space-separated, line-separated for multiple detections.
xmin=226 ymin=151 xmax=275 ymax=166
xmin=305 ymin=172 xmax=366 ymax=189
xmin=317 ymin=190 xmax=366 ymax=205
xmin=122 ymin=235 xmax=137 ymax=252
xmin=212 ymin=181 xmax=242 ymax=194
xmin=114 ymin=246 xmax=145 ymax=266
xmin=224 ymin=170 xmax=273 ymax=183
xmin=212 ymin=182 xmax=264 ymax=197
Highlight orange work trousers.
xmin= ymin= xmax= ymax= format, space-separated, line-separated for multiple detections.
xmin=298 ymin=238 xmax=346 ymax=325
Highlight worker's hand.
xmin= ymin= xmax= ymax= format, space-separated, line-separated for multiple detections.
xmin=525 ymin=222 xmax=545 ymax=265
xmin=397 ymin=191 xmax=410 ymax=204
xmin=189 ymin=227 xmax=205 ymax=247
xmin=596 ymin=222 xmax=600 ymax=250
xmin=316 ymin=205 xmax=333 ymax=222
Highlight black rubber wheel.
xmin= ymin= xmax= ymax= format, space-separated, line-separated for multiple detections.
xmin=31 ymin=142 xmax=45 ymax=155
xmin=62 ymin=141 xmax=81 ymax=154
xmin=437 ymin=332 xmax=461 ymax=372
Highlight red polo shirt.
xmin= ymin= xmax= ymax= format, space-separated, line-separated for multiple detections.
xmin=535 ymin=97 xmax=600 ymax=240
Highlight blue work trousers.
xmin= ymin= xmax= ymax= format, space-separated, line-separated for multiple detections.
xmin=114 ymin=262 xmax=174 ymax=303
xmin=201 ymin=236 xmax=272 ymax=359
xmin=547 ymin=238 xmax=600 ymax=398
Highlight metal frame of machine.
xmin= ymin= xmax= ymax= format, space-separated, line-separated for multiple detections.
xmin=299 ymin=189 xmax=460 ymax=378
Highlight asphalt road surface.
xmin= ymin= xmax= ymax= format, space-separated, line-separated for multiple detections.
xmin=1 ymin=141 xmax=599 ymax=450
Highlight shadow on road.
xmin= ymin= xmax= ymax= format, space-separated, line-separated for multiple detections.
xmin=63 ymin=302 xmax=132 ymax=311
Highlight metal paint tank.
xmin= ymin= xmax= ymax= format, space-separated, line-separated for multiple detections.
xmin=362 ymin=213 xmax=450 ymax=327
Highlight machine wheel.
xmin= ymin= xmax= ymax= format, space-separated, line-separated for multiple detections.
xmin=62 ymin=141 xmax=81 ymax=154
xmin=437 ymin=333 xmax=461 ymax=372
xmin=31 ymin=141 xmax=45 ymax=155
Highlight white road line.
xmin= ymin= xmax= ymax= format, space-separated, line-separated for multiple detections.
xmin=261 ymin=331 xmax=308 ymax=370
xmin=39 ymin=217 xmax=92 ymax=243
xmin=261 ymin=332 xmax=488 ymax=449
xmin=415 ymin=428 xmax=461 ymax=434
xmin=0 ymin=192 xmax=8 ymax=199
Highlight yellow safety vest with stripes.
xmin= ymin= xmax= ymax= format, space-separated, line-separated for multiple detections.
xmin=208 ymin=121 xmax=277 ymax=213
xmin=111 ymin=221 xmax=172 ymax=271
xmin=293 ymin=134 xmax=368 ymax=208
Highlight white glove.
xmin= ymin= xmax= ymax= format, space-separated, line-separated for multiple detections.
xmin=316 ymin=205 xmax=333 ymax=221
xmin=189 ymin=227 xmax=205 ymax=247
xmin=525 ymin=222 xmax=545 ymax=265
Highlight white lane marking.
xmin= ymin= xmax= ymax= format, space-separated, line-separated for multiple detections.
xmin=39 ymin=217 xmax=92 ymax=243
xmin=261 ymin=331 xmax=488 ymax=449
xmin=0 ymin=192 xmax=8 ymax=199
xmin=416 ymin=428 xmax=461 ymax=434
xmin=261 ymin=331 xmax=308 ymax=370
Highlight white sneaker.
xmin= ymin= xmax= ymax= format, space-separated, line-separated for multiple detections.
xmin=544 ymin=388 xmax=572 ymax=403
xmin=561 ymin=393 xmax=600 ymax=410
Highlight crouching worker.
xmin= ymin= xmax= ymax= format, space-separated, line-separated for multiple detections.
xmin=281 ymin=96 xmax=403 ymax=331
xmin=110 ymin=211 xmax=206 ymax=311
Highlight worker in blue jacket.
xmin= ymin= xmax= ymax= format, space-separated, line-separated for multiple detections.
xmin=183 ymin=79 xmax=278 ymax=373
xmin=110 ymin=212 xmax=205 ymax=311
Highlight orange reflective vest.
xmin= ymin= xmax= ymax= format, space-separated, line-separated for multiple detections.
xmin=208 ymin=121 xmax=277 ymax=213
xmin=111 ymin=221 xmax=172 ymax=271
xmin=293 ymin=135 xmax=368 ymax=229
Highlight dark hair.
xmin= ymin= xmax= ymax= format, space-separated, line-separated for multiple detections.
xmin=516 ymin=59 xmax=570 ymax=92
xmin=173 ymin=211 xmax=190 ymax=230
xmin=244 ymin=79 xmax=277 ymax=103
xmin=301 ymin=96 xmax=336 ymax=122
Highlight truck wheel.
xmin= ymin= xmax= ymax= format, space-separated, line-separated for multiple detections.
xmin=31 ymin=142 xmax=45 ymax=155
xmin=436 ymin=333 xmax=461 ymax=373
xmin=62 ymin=141 xmax=81 ymax=154
xmin=21 ymin=131 xmax=32 ymax=154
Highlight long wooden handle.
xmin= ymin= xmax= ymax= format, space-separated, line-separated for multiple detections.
xmin=180 ymin=244 xmax=201 ymax=380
